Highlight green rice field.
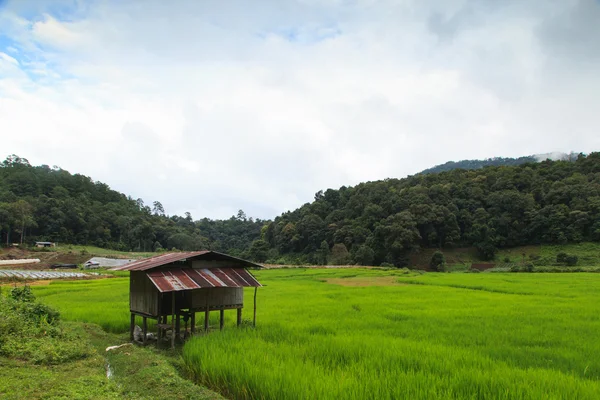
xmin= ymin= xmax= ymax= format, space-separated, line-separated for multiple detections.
xmin=33 ymin=269 xmax=600 ymax=399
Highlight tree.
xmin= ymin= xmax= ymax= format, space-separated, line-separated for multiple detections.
xmin=11 ymin=200 xmax=35 ymax=244
xmin=353 ymin=244 xmax=374 ymax=266
xmin=248 ymin=239 xmax=270 ymax=263
xmin=152 ymin=201 xmax=165 ymax=216
xmin=429 ymin=251 xmax=446 ymax=272
xmin=330 ymin=243 xmax=351 ymax=265
xmin=316 ymin=240 xmax=330 ymax=265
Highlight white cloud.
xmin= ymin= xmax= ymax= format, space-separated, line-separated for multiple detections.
xmin=0 ymin=0 xmax=599 ymax=219
xmin=0 ymin=51 xmax=19 ymax=65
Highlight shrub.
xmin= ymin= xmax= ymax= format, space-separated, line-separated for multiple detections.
xmin=556 ymin=252 xmax=568 ymax=264
xmin=10 ymin=285 xmax=35 ymax=302
xmin=503 ymin=257 xmax=511 ymax=263
xmin=380 ymin=262 xmax=394 ymax=268
xmin=429 ymin=251 xmax=446 ymax=272
xmin=565 ymin=255 xmax=578 ymax=266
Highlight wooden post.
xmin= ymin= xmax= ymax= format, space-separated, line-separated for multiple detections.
xmin=176 ymin=313 xmax=181 ymax=342
xmin=171 ymin=292 xmax=175 ymax=349
xmin=253 ymin=287 xmax=257 ymax=328
xmin=157 ymin=315 xmax=162 ymax=343
xmin=191 ymin=311 xmax=196 ymax=334
xmin=219 ymin=309 xmax=224 ymax=330
xmin=142 ymin=316 xmax=147 ymax=345
xmin=237 ymin=308 xmax=242 ymax=326
xmin=204 ymin=307 xmax=210 ymax=331
xmin=130 ymin=313 xmax=135 ymax=341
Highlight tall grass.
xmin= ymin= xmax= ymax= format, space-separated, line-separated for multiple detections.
xmin=31 ymin=269 xmax=600 ymax=399
xmin=183 ymin=269 xmax=600 ymax=399
xmin=33 ymin=278 xmax=131 ymax=332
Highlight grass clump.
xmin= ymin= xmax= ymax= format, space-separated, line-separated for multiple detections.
xmin=0 ymin=286 xmax=90 ymax=365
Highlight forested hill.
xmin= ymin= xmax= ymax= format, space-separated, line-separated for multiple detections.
xmin=2 ymin=153 xmax=600 ymax=267
xmin=419 ymin=156 xmax=538 ymax=174
xmin=0 ymin=155 xmax=264 ymax=256
xmin=260 ymin=153 xmax=600 ymax=266
xmin=418 ymin=153 xmax=575 ymax=175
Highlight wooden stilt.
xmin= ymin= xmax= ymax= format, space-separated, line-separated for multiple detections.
xmin=171 ymin=292 xmax=175 ymax=349
xmin=253 ymin=287 xmax=257 ymax=327
xmin=219 ymin=309 xmax=224 ymax=330
xmin=130 ymin=313 xmax=135 ymax=341
xmin=237 ymin=308 xmax=242 ymax=326
xmin=191 ymin=311 xmax=196 ymax=334
xmin=157 ymin=315 xmax=162 ymax=344
xmin=142 ymin=316 xmax=147 ymax=345
xmin=204 ymin=307 xmax=210 ymax=331
xmin=176 ymin=313 xmax=181 ymax=342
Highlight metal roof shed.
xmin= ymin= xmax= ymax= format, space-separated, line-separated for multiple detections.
xmin=113 ymin=251 xmax=263 ymax=348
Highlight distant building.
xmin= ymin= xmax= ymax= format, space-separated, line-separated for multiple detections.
xmin=35 ymin=242 xmax=55 ymax=248
xmin=84 ymin=257 xmax=136 ymax=269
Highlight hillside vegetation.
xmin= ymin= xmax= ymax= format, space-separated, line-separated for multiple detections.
xmin=0 ymin=155 xmax=263 ymax=256
xmin=260 ymin=153 xmax=600 ymax=266
xmin=2 ymin=153 xmax=600 ymax=267
xmin=419 ymin=155 xmax=539 ymax=175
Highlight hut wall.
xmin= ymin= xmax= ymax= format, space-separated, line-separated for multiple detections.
xmin=188 ymin=287 xmax=243 ymax=309
xmin=130 ymin=271 xmax=159 ymax=316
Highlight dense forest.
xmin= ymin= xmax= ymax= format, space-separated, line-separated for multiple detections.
xmin=259 ymin=153 xmax=600 ymax=265
xmin=2 ymin=153 xmax=600 ymax=266
xmin=0 ymin=155 xmax=264 ymax=257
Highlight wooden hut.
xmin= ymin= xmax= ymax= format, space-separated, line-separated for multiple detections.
xmin=112 ymin=251 xmax=263 ymax=348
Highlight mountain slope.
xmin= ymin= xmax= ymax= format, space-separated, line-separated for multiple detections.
xmin=262 ymin=152 xmax=600 ymax=266
xmin=0 ymin=155 xmax=263 ymax=255
xmin=419 ymin=153 xmax=573 ymax=175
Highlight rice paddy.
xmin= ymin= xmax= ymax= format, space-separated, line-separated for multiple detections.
xmin=32 ymin=269 xmax=600 ymax=399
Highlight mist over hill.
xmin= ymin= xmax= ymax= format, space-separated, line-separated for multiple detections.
xmin=419 ymin=153 xmax=573 ymax=175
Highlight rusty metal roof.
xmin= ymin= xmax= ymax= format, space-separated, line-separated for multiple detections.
xmin=111 ymin=251 xmax=262 ymax=271
xmin=147 ymin=267 xmax=262 ymax=292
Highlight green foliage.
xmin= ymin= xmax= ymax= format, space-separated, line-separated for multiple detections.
xmin=263 ymin=153 xmax=600 ymax=265
xmin=330 ymin=243 xmax=351 ymax=265
xmin=0 ymin=285 xmax=84 ymax=365
xmin=0 ymin=155 xmax=264 ymax=256
xmin=556 ymin=252 xmax=568 ymax=264
xmin=556 ymin=252 xmax=579 ymax=266
xmin=353 ymin=244 xmax=375 ymax=266
xmin=10 ymin=285 xmax=35 ymax=302
xmin=248 ymin=239 xmax=270 ymax=263
xmin=419 ymin=155 xmax=540 ymax=174
xmin=429 ymin=251 xmax=446 ymax=272
xmin=4 ymin=153 xmax=600 ymax=268
xmin=565 ymin=255 xmax=578 ymax=266
xmin=316 ymin=240 xmax=330 ymax=265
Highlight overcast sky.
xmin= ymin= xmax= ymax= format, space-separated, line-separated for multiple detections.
xmin=1 ymin=0 xmax=599 ymax=220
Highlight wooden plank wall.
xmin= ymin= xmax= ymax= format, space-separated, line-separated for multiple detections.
xmin=189 ymin=287 xmax=243 ymax=309
xmin=130 ymin=271 xmax=159 ymax=316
